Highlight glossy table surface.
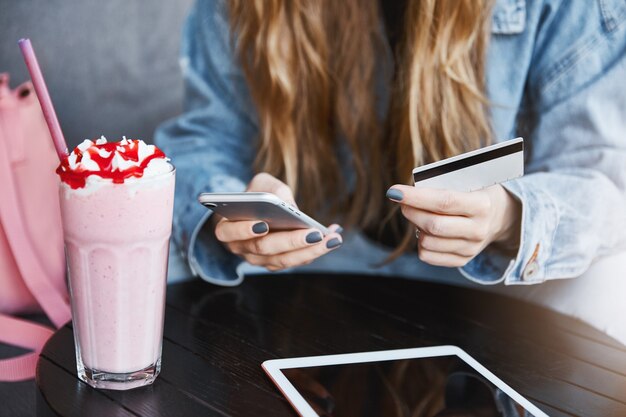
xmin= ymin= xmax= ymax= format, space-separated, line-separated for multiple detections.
xmin=35 ymin=274 xmax=626 ymax=416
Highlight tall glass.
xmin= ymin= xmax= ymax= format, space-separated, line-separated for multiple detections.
xmin=58 ymin=167 xmax=175 ymax=390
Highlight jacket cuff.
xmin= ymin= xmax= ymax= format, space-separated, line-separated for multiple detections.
xmin=174 ymin=177 xmax=247 ymax=286
xmin=187 ymin=208 xmax=245 ymax=286
xmin=459 ymin=178 xmax=560 ymax=285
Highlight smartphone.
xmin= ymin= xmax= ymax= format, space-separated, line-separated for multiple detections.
xmin=198 ymin=192 xmax=330 ymax=235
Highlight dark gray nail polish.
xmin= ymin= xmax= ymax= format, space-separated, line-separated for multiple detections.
xmin=335 ymin=226 xmax=344 ymax=234
xmin=252 ymin=222 xmax=268 ymax=234
xmin=386 ymin=188 xmax=404 ymax=202
xmin=306 ymin=231 xmax=323 ymax=244
xmin=326 ymin=238 xmax=342 ymax=249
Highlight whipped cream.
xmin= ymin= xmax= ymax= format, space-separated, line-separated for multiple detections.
xmin=57 ymin=136 xmax=172 ymax=189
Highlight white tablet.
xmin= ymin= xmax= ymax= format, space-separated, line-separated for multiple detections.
xmin=263 ymin=345 xmax=548 ymax=417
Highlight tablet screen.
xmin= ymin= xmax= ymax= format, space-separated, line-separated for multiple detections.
xmin=282 ymin=355 xmax=535 ymax=417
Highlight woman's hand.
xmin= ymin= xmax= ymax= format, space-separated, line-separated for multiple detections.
xmin=387 ymin=184 xmax=521 ymax=267
xmin=213 ymin=173 xmax=342 ymax=271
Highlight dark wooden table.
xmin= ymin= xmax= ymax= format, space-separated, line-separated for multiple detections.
xmin=34 ymin=274 xmax=626 ymax=416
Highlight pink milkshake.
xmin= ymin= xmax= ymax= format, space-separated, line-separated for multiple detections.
xmin=57 ymin=137 xmax=175 ymax=390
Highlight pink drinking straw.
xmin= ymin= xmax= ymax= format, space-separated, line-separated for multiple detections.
xmin=18 ymin=38 xmax=69 ymax=161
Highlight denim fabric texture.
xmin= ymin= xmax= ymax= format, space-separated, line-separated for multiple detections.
xmin=155 ymin=0 xmax=626 ymax=286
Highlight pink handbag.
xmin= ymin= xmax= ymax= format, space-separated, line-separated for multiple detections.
xmin=0 ymin=73 xmax=71 ymax=381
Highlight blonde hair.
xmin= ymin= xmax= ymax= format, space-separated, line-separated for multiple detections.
xmin=229 ymin=0 xmax=494 ymax=256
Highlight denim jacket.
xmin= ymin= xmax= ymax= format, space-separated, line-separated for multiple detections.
xmin=155 ymin=0 xmax=626 ymax=287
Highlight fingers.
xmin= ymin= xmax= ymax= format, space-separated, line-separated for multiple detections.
xmin=327 ymin=224 xmax=343 ymax=234
xmin=386 ymin=185 xmax=495 ymax=267
xmin=228 ymin=227 xmax=326 ymax=256
xmin=244 ymin=231 xmax=343 ymax=271
xmin=247 ymin=172 xmax=297 ymax=207
xmin=217 ymin=218 xmax=344 ymax=271
xmin=417 ymin=249 xmax=472 ymax=267
xmin=387 ymin=185 xmax=490 ymax=217
xmin=214 ymin=218 xmax=269 ymax=243
xmin=401 ymin=206 xmax=487 ymax=241
xmin=418 ymin=233 xmax=481 ymax=258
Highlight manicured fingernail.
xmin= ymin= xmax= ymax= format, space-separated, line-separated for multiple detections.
xmin=386 ymin=188 xmax=404 ymax=202
xmin=326 ymin=238 xmax=342 ymax=249
xmin=335 ymin=226 xmax=344 ymax=234
xmin=252 ymin=222 xmax=268 ymax=234
xmin=306 ymin=231 xmax=323 ymax=244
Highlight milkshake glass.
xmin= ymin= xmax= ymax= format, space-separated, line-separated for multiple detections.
xmin=57 ymin=137 xmax=175 ymax=390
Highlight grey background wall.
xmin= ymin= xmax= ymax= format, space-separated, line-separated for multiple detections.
xmin=0 ymin=0 xmax=195 ymax=149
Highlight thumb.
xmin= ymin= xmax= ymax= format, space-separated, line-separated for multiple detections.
xmin=247 ymin=172 xmax=297 ymax=207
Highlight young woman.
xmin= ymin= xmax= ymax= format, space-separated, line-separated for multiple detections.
xmin=156 ymin=0 xmax=626 ymax=340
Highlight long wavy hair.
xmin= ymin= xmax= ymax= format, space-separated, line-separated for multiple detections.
xmin=228 ymin=0 xmax=494 ymax=257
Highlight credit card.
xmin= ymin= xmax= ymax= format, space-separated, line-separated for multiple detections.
xmin=412 ymin=137 xmax=524 ymax=192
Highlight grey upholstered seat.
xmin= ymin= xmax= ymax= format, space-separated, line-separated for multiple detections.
xmin=0 ymin=0 xmax=193 ymax=148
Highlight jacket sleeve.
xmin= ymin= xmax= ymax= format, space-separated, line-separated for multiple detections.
xmin=154 ymin=0 xmax=257 ymax=286
xmin=461 ymin=0 xmax=626 ymax=285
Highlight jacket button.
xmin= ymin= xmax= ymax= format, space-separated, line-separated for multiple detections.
xmin=523 ymin=262 xmax=539 ymax=280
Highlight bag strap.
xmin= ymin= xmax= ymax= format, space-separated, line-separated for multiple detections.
xmin=0 ymin=126 xmax=70 ymax=328
xmin=0 ymin=315 xmax=54 ymax=381
xmin=0 ymin=106 xmax=71 ymax=381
